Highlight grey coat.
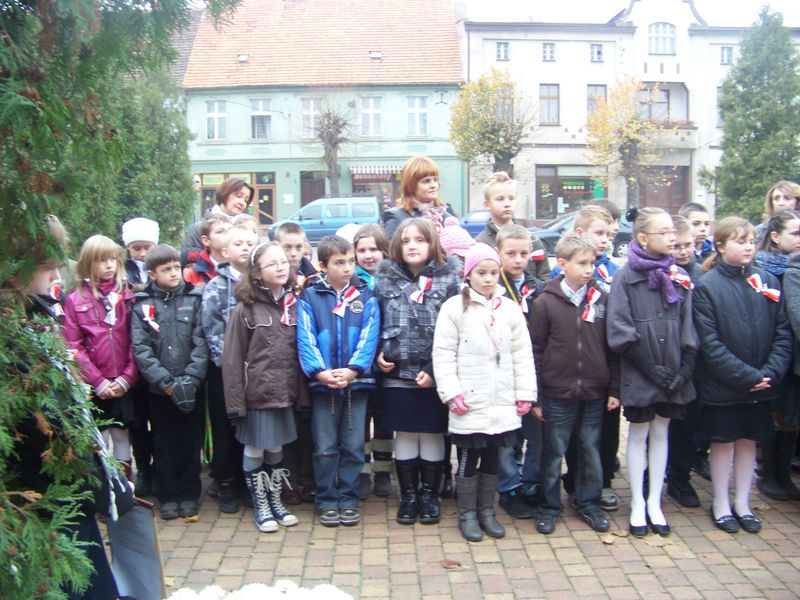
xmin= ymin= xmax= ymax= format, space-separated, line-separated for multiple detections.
xmin=781 ymin=252 xmax=800 ymax=376
xmin=200 ymin=264 xmax=240 ymax=367
xmin=606 ymin=264 xmax=699 ymax=408
xmin=131 ymin=282 xmax=208 ymax=394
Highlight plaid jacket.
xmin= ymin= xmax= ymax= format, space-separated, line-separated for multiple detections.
xmin=374 ymin=259 xmax=460 ymax=380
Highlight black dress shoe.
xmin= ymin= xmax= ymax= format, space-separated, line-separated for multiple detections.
xmin=710 ymin=508 xmax=739 ymax=534
xmin=629 ymin=523 xmax=648 ymax=538
xmin=647 ymin=515 xmax=670 ymax=537
xmin=732 ymin=510 xmax=762 ymax=533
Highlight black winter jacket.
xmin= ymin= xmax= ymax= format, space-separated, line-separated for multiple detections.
xmin=693 ymin=261 xmax=792 ymax=406
xmin=131 ymin=281 xmax=208 ymax=395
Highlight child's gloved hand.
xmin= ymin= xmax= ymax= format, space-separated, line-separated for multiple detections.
xmin=516 ymin=401 xmax=532 ymax=416
xmin=649 ymin=365 xmax=676 ymax=390
xmin=448 ymin=394 xmax=469 ymax=416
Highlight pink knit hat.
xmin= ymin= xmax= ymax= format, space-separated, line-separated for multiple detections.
xmin=463 ymin=243 xmax=500 ymax=279
xmin=439 ymin=217 xmax=475 ymax=258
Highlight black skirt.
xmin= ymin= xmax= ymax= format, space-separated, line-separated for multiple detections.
xmin=381 ymin=386 xmax=448 ymax=433
xmin=624 ymin=402 xmax=686 ymax=424
xmin=94 ymin=391 xmax=135 ymax=428
xmin=452 ymin=428 xmax=519 ymax=449
xmin=702 ymin=402 xmax=775 ymax=444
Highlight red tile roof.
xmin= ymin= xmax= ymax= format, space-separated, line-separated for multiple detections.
xmin=181 ymin=0 xmax=463 ymax=89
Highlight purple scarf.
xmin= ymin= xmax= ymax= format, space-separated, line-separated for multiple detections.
xmin=627 ymin=240 xmax=681 ymax=308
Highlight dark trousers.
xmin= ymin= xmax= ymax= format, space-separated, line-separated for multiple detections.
xmin=129 ymin=384 xmax=153 ymax=473
xmin=283 ymin=410 xmax=315 ymax=488
xmin=564 ymin=404 xmax=619 ymax=492
xmin=149 ymin=392 xmax=203 ymax=503
xmin=206 ymin=364 xmax=243 ymax=482
xmin=668 ymin=399 xmax=701 ymax=483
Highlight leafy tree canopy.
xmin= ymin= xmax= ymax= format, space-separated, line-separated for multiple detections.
xmin=716 ymin=8 xmax=800 ymax=221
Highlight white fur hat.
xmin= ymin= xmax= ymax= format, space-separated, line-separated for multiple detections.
xmin=122 ymin=217 xmax=159 ymax=247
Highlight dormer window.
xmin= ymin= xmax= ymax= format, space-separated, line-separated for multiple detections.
xmin=649 ymin=22 xmax=676 ymax=55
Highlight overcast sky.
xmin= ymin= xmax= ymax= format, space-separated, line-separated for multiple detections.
xmin=456 ymin=0 xmax=800 ymax=27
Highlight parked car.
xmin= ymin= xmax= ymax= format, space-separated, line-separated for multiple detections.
xmin=460 ymin=208 xmax=491 ymax=238
xmin=270 ymin=196 xmax=381 ymax=242
xmin=529 ymin=211 xmax=633 ymax=257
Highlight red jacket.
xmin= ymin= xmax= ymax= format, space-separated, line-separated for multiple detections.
xmin=183 ymin=249 xmax=218 ymax=287
xmin=62 ymin=283 xmax=139 ymax=393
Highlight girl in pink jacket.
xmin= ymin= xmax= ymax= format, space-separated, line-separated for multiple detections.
xmin=63 ymin=235 xmax=138 ymax=476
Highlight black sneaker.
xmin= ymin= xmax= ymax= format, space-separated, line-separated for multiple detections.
xmin=667 ymin=481 xmax=700 ymax=508
xmin=580 ymin=506 xmax=610 ymax=532
xmin=339 ymin=508 xmax=361 ymax=526
xmin=160 ymin=501 xmax=179 ymax=520
xmin=178 ymin=500 xmax=198 ymax=518
xmin=536 ymin=513 xmax=556 ymax=534
xmin=218 ymin=481 xmax=241 ymax=514
xmin=374 ymin=472 xmax=392 ymax=497
xmin=499 ymin=488 xmax=534 ymax=519
xmin=208 ymin=479 xmax=220 ymax=498
xmin=319 ymin=508 xmax=340 ymax=527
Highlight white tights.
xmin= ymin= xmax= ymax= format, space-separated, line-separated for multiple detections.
xmin=627 ymin=415 xmax=670 ymax=527
xmin=102 ymin=427 xmax=131 ymax=462
xmin=710 ymin=440 xmax=756 ymax=518
xmin=394 ymin=431 xmax=445 ymax=461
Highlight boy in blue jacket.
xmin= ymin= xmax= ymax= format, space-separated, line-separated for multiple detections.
xmin=297 ymin=235 xmax=380 ymax=527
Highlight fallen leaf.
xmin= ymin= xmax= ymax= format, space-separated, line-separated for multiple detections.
xmin=752 ymin=504 xmax=769 ymax=513
xmin=164 ymin=576 xmax=176 ymax=587
xmin=183 ymin=515 xmax=199 ymax=523
xmin=601 ymin=534 xmax=615 ymax=545
xmin=440 ymin=559 xmax=462 ymax=570
xmin=611 ymin=529 xmax=629 ymax=538
xmin=644 ymin=536 xmax=672 ymax=548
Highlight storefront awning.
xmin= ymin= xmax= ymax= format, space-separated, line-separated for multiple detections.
xmin=349 ymin=164 xmax=404 ymax=179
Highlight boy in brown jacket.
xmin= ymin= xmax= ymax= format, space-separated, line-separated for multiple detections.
xmin=531 ymin=234 xmax=620 ymax=535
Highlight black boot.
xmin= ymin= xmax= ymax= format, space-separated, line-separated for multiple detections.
xmin=758 ymin=437 xmax=788 ymax=501
xmin=455 ymin=475 xmax=482 ymax=541
xmin=418 ymin=459 xmax=443 ymax=525
xmin=395 ymin=459 xmax=419 ymax=525
xmin=776 ymin=430 xmax=800 ymax=500
xmin=440 ymin=438 xmax=454 ymax=498
xmin=477 ymin=472 xmax=505 ymax=538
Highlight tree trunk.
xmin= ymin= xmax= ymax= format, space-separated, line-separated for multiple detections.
xmin=494 ymin=155 xmax=514 ymax=178
xmin=328 ymin=164 xmax=340 ymax=196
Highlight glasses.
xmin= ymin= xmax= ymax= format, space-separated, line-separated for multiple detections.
xmin=260 ymin=260 xmax=290 ymax=271
xmin=646 ymin=229 xmax=677 ymax=238
xmin=673 ymin=242 xmax=693 ymax=252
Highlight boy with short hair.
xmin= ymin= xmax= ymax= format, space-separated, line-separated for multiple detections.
xmin=533 ymin=234 xmax=620 ymax=535
xmin=273 ymin=222 xmax=319 ymax=503
xmin=551 ymin=204 xmax=620 ymax=511
xmin=671 ymin=216 xmax=703 ymax=282
xmin=494 ymin=224 xmax=545 ymax=519
xmin=200 ymin=224 xmax=258 ymax=513
xmin=120 ymin=216 xmax=160 ymax=495
xmin=131 ymin=245 xmax=208 ymax=521
xmin=273 ymin=223 xmax=319 ymax=289
xmin=184 ymin=214 xmax=232 ymax=287
xmin=587 ymin=199 xmax=621 ymax=253
xmin=678 ymin=202 xmax=713 ymax=261
xmin=476 ymin=173 xmax=549 ymax=281
xmin=296 ymin=235 xmax=380 ymax=527
xmin=551 ymin=205 xmax=617 ymax=292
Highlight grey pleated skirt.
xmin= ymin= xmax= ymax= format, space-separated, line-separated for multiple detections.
xmin=235 ymin=407 xmax=297 ymax=449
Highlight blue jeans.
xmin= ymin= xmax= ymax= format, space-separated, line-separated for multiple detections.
xmin=497 ymin=412 xmax=542 ymax=493
xmin=539 ymin=397 xmax=604 ymax=516
xmin=311 ymin=391 xmax=367 ymax=510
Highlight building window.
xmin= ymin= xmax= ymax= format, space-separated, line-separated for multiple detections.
xmin=637 ymin=88 xmax=670 ymax=121
xmin=206 ymin=100 xmax=226 ymax=140
xmin=407 ymin=96 xmax=428 ymax=136
xmin=720 ymin=46 xmax=733 ymax=65
xmin=648 ymin=22 xmax=676 ymax=55
xmin=301 ymin=97 xmax=322 ymax=138
xmin=496 ymin=41 xmax=509 ymax=61
xmin=496 ymin=86 xmax=514 ymax=121
xmin=361 ymin=97 xmax=382 ymax=137
xmin=539 ymin=84 xmax=559 ymax=125
xmin=250 ymin=99 xmax=271 ymax=140
xmin=590 ymin=44 xmax=603 ymax=62
xmin=587 ymin=84 xmax=607 ymax=116
xmin=542 ymin=42 xmax=555 ymax=62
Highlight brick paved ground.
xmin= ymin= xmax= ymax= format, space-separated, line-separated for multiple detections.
xmin=154 ymin=425 xmax=800 ymax=599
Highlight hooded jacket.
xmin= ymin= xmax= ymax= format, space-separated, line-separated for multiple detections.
xmin=62 ymin=282 xmax=139 ymax=394
xmin=432 ymin=286 xmax=536 ymax=435
xmin=184 ymin=248 xmax=218 ymax=287
xmin=693 ymin=260 xmax=792 ymax=406
xmin=297 ymin=275 xmax=380 ymax=395
xmin=531 ymin=277 xmax=620 ymax=401
xmin=200 ymin=263 xmax=240 ymax=367
xmin=222 ymin=285 xmax=301 ymax=418
xmin=131 ymin=281 xmax=208 ymax=395
xmin=374 ymin=259 xmax=460 ymax=380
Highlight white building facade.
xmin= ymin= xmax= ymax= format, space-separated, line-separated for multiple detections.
xmin=460 ymin=0 xmax=800 ymax=220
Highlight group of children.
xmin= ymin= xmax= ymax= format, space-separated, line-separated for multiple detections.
xmin=54 ymin=163 xmax=800 ymax=542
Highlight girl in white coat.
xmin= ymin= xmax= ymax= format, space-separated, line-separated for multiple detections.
xmin=433 ymin=243 xmax=536 ymax=541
